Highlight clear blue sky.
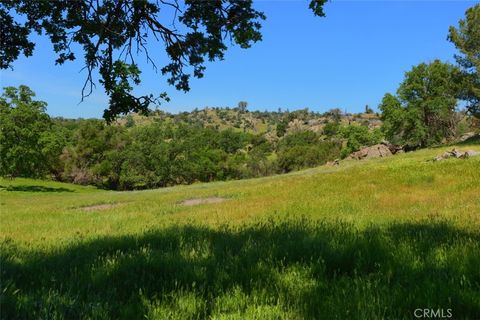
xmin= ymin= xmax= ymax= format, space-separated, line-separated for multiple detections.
xmin=1 ymin=1 xmax=477 ymax=118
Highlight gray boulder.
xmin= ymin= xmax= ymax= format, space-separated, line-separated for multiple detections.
xmin=432 ymin=148 xmax=480 ymax=161
xmin=348 ymin=144 xmax=393 ymax=160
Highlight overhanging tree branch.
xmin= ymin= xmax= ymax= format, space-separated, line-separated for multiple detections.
xmin=1 ymin=0 xmax=326 ymax=122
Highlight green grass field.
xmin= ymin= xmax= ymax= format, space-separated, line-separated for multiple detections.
xmin=1 ymin=143 xmax=480 ymax=319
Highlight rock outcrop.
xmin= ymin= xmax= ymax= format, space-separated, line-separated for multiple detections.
xmin=432 ymin=148 xmax=480 ymax=161
xmin=348 ymin=144 xmax=393 ymax=160
xmin=326 ymin=159 xmax=340 ymax=166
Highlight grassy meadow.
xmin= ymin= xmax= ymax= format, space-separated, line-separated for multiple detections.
xmin=1 ymin=142 xmax=480 ymax=319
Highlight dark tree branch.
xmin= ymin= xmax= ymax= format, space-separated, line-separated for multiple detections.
xmin=0 ymin=0 xmax=325 ymax=121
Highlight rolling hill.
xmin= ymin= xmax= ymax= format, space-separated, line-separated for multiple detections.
xmin=1 ymin=142 xmax=479 ymax=319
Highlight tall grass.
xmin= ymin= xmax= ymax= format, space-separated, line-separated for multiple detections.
xmin=1 ymin=143 xmax=479 ymax=319
xmin=1 ymin=218 xmax=479 ymax=319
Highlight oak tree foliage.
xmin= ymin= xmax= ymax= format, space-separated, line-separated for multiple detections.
xmin=0 ymin=85 xmax=65 ymax=178
xmin=380 ymin=60 xmax=462 ymax=148
xmin=448 ymin=4 xmax=480 ymax=118
xmin=1 ymin=0 xmax=327 ymax=121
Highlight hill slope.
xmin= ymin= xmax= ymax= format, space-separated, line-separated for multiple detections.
xmin=115 ymin=108 xmax=383 ymax=136
xmin=1 ymin=143 xmax=479 ymax=319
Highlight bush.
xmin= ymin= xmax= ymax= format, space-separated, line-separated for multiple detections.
xmin=323 ymin=121 xmax=340 ymax=137
xmin=277 ymin=131 xmax=341 ymax=172
xmin=340 ymin=125 xmax=383 ymax=158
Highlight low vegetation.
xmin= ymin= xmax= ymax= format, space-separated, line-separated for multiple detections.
xmin=1 ymin=143 xmax=479 ymax=319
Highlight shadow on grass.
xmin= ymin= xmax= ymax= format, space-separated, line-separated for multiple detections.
xmin=1 ymin=218 xmax=479 ymax=319
xmin=0 ymin=185 xmax=74 ymax=193
xmin=457 ymin=134 xmax=480 ymax=146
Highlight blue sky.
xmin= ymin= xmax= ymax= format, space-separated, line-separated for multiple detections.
xmin=1 ymin=1 xmax=477 ymax=118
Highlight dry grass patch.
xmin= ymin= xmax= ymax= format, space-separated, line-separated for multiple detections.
xmin=79 ymin=203 xmax=121 ymax=211
xmin=180 ymin=197 xmax=227 ymax=206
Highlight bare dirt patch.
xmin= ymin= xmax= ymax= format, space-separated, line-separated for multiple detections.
xmin=180 ymin=197 xmax=226 ymax=206
xmin=79 ymin=203 xmax=119 ymax=211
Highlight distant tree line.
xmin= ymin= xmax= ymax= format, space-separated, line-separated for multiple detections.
xmin=0 ymin=81 xmax=476 ymax=190
xmin=1 ymin=86 xmax=345 ymax=189
xmin=1 ymin=5 xmax=478 ymax=190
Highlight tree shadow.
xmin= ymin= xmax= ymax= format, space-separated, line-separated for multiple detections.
xmin=0 ymin=185 xmax=74 ymax=193
xmin=1 ymin=219 xmax=479 ymax=319
xmin=457 ymin=134 xmax=480 ymax=146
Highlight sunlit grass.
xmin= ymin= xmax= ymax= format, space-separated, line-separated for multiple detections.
xmin=1 ymin=143 xmax=479 ymax=319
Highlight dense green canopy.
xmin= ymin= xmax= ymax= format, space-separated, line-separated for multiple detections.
xmin=0 ymin=85 xmax=64 ymax=178
xmin=380 ymin=60 xmax=462 ymax=148
xmin=449 ymin=4 xmax=480 ymax=118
